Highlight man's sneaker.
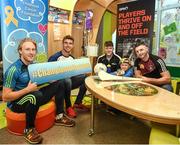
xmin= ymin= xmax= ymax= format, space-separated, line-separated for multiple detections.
xmin=55 ymin=113 xmax=75 ymax=127
xmin=24 ymin=128 xmax=43 ymax=144
xmin=73 ymin=103 xmax=90 ymax=111
xmin=66 ymin=107 xmax=77 ymax=118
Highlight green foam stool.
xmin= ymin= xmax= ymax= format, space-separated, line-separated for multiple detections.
xmin=149 ymin=128 xmax=180 ymax=144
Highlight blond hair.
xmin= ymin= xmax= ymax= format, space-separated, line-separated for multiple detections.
xmin=17 ymin=38 xmax=37 ymax=56
xmin=120 ymin=58 xmax=131 ymax=66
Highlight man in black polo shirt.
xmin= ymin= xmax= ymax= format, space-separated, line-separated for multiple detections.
xmin=97 ymin=41 xmax=121 ymax=115
xmin=97 ymin=41 xmax=121 ymax=74
xmin=134 ymin=40 xmax=173 ymax=92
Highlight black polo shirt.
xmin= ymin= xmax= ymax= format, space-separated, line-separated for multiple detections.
xmin=97 ymin=54 xmax=121 ymax=73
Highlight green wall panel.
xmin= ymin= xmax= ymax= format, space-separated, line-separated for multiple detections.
xmin=103 ymin=11 xmax=112 ymax=48
xmin=167 ymin=66 xmax=180 ymax=77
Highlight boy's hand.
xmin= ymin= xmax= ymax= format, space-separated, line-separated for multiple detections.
xmin=117 ymin=70 xmax=125 ymax=76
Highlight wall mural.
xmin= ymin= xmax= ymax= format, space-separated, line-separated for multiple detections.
xmin=159 ymin=6 xmax=180 ymax=66
xmin=0 ymin=0 xmax=48 ymax=72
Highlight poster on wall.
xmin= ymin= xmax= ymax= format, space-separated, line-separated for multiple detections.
xmin=116 ymin=0 xmax=155 ymax=58
xmin=73 ymin=11 xmax=85 ymax=25
xmin=0 ymin=0 xmax=48 ymax=72
xmin=48 ymin=6 xmax=70 ymax=24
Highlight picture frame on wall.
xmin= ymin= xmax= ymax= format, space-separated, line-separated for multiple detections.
xmin=48 ymin=6 xmax=70 ymax=24
xmin=73 ymin=11 xmax=86 ymax=25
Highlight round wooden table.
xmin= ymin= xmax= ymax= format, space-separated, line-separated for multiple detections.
xmin=85 ymin=76 xmax=180 ymax=136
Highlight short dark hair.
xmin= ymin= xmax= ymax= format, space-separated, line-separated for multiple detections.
xmin=104 ymin=41 xmax=113 ymax=47
xmin=63 ymin=35 xmax=74 ymax=43
xmin=133 ymin=39 xmax=148 ymax=50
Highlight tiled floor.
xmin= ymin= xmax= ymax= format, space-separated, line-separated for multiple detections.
xmin=0 ymin=108 xmax=151 ymax=144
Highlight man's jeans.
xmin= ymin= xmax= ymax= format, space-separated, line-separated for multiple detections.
xmin=160 ymin=84 xmax=173 ymax=92
xmin=63 ymin=74 xmax=87 ymax=108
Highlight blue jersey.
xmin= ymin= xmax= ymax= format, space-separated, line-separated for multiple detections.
xmin=3 ymin=59 xmax=29 ymax=91
xmin=124 ymin=67 xmax=134 ymax=77
xmin=3 ymin=59 xmax=29 ymax=108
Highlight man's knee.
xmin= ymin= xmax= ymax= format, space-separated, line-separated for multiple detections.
xmin=31 ymin=91 xmax=43 ymax=97
xmin=53 ymin=80 xmax=64 ymax=88
xmin=64 ymin=78 xmax=72 ymax=87
xmin=161 ymin=84 xmax=173 ymax=92
xmin=64 ymin=78 xmax=71 ymax=83
xmin=30 ymin=91 xmax=43 ymax=105
xmin=77 ymin=74 xmax=86 ymax=80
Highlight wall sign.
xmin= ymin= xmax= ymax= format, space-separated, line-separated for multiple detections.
xmin=116 ymin=0 xmax=155 ymax=57
xmin=28 ymin=58 xmax=92 ymax=85
xmin=0 ymin=0 xmax=48 ymax=72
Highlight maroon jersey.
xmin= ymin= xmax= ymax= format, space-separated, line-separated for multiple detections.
xmin=134 ymin=54 xmax=168 ymax=78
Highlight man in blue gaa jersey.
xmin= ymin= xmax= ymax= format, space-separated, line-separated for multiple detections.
xmin=3 ymin=38 xmax=75 ymax=144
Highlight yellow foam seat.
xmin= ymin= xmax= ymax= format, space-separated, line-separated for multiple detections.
xmin=149 ymin=127 xmax=180 ymax=144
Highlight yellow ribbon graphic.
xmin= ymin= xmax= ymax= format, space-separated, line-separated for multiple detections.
xmin=4 ymin=6 xmax=18 ymax=27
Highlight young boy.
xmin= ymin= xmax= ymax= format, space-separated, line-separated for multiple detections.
xmin=117 ymin=58 xmax=134 ymax=77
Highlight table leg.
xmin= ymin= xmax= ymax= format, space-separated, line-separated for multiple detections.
xmin=176 ymin=125 xmax=180 ymax=137
xmin=88 ymin=94 xmax=94 ymax=136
